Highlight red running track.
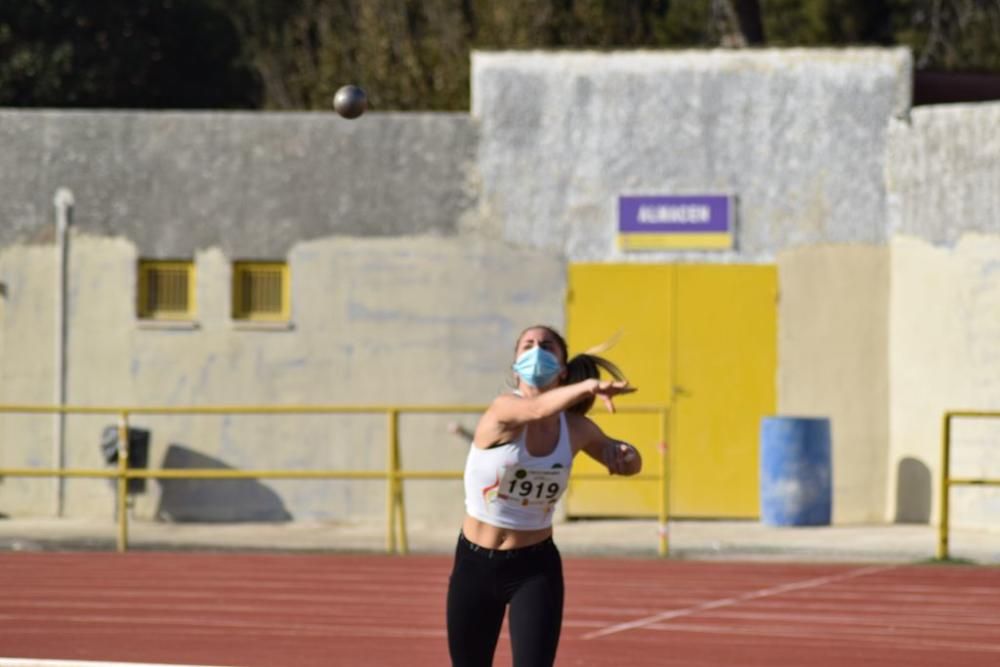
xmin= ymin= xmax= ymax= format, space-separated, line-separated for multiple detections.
xmin=1 ymin=552 xmax=999 ymax=666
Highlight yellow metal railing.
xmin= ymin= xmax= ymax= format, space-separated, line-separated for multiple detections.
xmin=938 ymin=410 xmax=1000 ymax=560
xmin=0 ymin=403 xmax=671 ymax=555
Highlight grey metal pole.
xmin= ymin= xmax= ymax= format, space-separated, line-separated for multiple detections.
xmin=53 ymin=188 xmax=74 ymax=517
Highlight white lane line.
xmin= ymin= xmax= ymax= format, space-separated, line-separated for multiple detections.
xmin=582 ymin=564 xmax=896 ymax=640
xmin=5 ymin=622 xmax=447 ymax=641
xmin=0 ymin=660 xmax=234 ymax=667
xmin=686 ymin=607 xmax=1000 ymax=626
xmin=640 ymin=621 xmax=1000 ymax=653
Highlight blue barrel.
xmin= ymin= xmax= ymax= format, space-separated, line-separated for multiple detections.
xmin=759 ymin=417 xmax=832 ymax=526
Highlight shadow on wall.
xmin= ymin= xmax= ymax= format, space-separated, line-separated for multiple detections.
xmin=155 ymin=444 xmax=292 ymax=522
xmin=895 ymin=457 xmax=932 ymax=524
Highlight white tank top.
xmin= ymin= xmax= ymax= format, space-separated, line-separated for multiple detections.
xmin=463 ymin=412 xmax=574 ymax=531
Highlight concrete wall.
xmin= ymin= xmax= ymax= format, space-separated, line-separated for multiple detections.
xmin=0 ymin=110 xmax=481 ymax=255
xmin=475 ymin=48 xmax=911 ymax=524
xmin=888 ymin=235 xmax=1000 ymax=528
xmin=886 ymin=104 xmax=1000 ymax=242
xmin=4 ymin=51 xmax=999 ymax=531
xmin=777 ymin=246 xmax=889 ymax=523
xmin=887 ymin=102 xmax=1000 ymax=528
xmin=0 ymin=109 xmax=559 ymax=524
xmin=0 ymin=234 xmax=563 ymax=523
xmin=473 ymin=48 xmax=911 ymax=262
xmin=0 ymin=244 xmax=62 ymax=516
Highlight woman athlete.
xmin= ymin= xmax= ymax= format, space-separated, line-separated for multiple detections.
xmin=446 ymin=325 xmax=641 ymax=666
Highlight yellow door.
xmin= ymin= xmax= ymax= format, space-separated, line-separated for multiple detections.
xmin=565 ymin=263 xmax=776 ymax=518
xmin=564 ymin=264 xmax=673 ymax=517
xmin=672 ymin=265 xmax=776 ymax=518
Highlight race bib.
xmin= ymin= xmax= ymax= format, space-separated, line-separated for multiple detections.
xmin=494 ymin=466 xmax=569 ymax=507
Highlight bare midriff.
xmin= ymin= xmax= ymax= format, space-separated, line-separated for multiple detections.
xmin=461 ymin=514 xmax=554 ymax=550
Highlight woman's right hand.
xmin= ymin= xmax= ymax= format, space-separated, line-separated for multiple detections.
xmin=586 ymin=379 xmax=636 ymax=413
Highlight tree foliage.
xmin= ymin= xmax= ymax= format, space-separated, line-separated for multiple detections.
xmin=0 ymin=0 xmax=259 ymax=108
xmin=890 ymin=0 xmax=1000 ymax=70
xmin=1 ymin=0 xmax=998 ymax=111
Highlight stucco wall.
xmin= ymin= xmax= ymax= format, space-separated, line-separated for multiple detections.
xmin=4 ymin=52 xmax=999 ymax=531
xmin=0 ymin=110 xmax=481 ymax=256
xmin=0 ymin=244 xmax=63 ymax=516
xmin=0 ymin=234 xmax=564 ymax=523
xmin=777 ymin=245 xmax=889 ymax=523
xmin=889 ymin=235 xmax=1000 ymax=528
xmin=886 ymin=103 xmax=1000 ymax=528
xmin=0 ymin=108 xmax=498 ymax=523
xmin=471 ymin=48 xmax=916 ymax=526
xmin=473 ymin=48 xmax=911 ymax=263
xmin=886 ymin=104 xmax=1000 ymax=242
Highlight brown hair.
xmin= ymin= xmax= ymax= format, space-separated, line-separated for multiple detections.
xmin=515 ymin=325 xmax=627 ymax=414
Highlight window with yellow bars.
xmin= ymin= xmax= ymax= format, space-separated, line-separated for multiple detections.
xmin=137 ymin=260 xmax=195 ymax=320
xmin=232 ymin=261 xmax=290 ymax=322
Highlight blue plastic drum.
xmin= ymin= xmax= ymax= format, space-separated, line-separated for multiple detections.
xmin=759 ymin=417 xmax=832 ymax=526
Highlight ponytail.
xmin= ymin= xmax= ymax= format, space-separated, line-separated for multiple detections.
xmin=563 ymin=353 xmax=627 ymax=414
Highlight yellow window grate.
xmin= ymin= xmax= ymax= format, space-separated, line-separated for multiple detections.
xmin=232 ymin=262 xmax=289 ymax=321
xmin=137 ymin=260 xmax=195 ymax=320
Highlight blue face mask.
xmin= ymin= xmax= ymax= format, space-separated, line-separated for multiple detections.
xmin=512 ymin=346 xmax=563 ymax=388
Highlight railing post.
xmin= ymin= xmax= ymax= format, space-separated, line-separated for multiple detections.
xmin=386 ymin=409 xmax=397 ymax=554
xmin=116 ymin=411 xmax=130 ymax=553
xmin=658 ymin=407 xmax=670 ymax=558
xmin=392 ymin=410 xmax=408 ymax=555
xmin=937 ymin=412 xmax=952 ymax=560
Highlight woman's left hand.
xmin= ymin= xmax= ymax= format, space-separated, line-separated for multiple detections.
xmin=604 ymin=442 xmax=639 ymax=475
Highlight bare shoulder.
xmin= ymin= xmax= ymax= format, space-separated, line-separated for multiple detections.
xmin=473 ymin=393 xmax=524 ymax=448
xmin=483 ymin=392 xmax=523 ymax=425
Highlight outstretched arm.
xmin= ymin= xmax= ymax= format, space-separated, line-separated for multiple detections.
xmin=473 ymin=379 xmax=635 ymax=448
xmin=492 ymin=379 xmax=633 ymax=425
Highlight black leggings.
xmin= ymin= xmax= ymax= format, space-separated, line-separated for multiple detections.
xmin=446 ymin=532 xmax=564 ymax=667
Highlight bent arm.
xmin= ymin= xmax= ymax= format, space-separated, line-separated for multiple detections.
xmin=573 ymin=415 xmax=642 ymax=476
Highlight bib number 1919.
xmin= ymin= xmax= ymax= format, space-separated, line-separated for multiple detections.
xmin=498 ymin=468 xmax=567 ymax=506
xmin=507 ymin=478 xmax=561 ymax=500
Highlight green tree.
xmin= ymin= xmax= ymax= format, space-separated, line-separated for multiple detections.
xmin=224 ymin=0 xmax=709 ymax=110
xmin=0 ymin=0 xmax=260 ymax=108
xmin=761 ymin=0 xmax=894 ymax=45
xmin=760 ymin=0 xmax=1000 ymax=72
xmin=3 ymin=0 xmax=999 ymax=110
xmin=223 ymin=0 xmax=472 ymax=110
xmin=890 ymin=0 xmax=1000 ymax=70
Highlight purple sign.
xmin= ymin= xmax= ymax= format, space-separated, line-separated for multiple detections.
xmin=618 ymin=195 xmax=733 ymax=250
xmin=619 ymin=195 xmax=731 ymax=233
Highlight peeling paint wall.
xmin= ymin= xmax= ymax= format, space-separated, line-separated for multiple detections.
xmin=473 ymin=48 xmax=914 ymax=525
xmin=0 ymin=244 xmax=62 ymax=516
xmin=889 ymin=235 xmax=1000 ymax=528
xmin=0 ymin=110 xmax=481 ymax=256
xmin=3 ymin=51 xmax=999 ymax=531
xmin=473 ymin=48 xmax=911 ymax=262
xmin=0 ymin=108 xmax=513 ymax=523
xmin=0 ymin=235 xmax=564 ymax=522
xmin=887 ymin=104 xmax=1000 ymax=243
xmin=887 ymin=103 xmax=1000 ymax=528
xmin=777 ymin=245 xmax=889 ymax=523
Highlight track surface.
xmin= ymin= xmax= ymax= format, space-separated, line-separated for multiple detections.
xmin=2 ymin=552 xmax=999 ymax=666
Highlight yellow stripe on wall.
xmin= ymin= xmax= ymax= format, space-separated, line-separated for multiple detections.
xmin=618 ymin=233 xmax=733 ymax=250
